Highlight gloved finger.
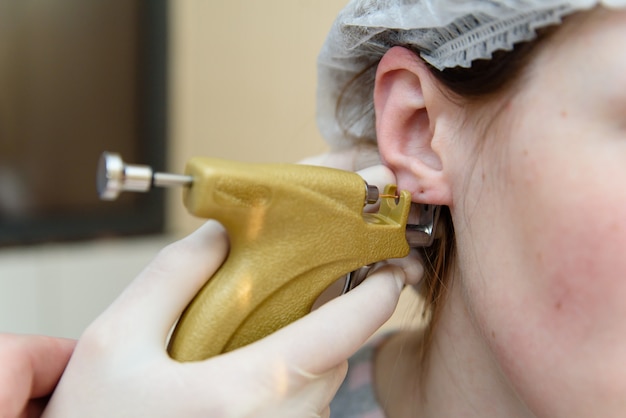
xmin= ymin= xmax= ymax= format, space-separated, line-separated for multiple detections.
xmin=96 ymin=221 xmax=229 ymax=342
xmin=355 ymin=164 xmax=397 ymax=214
xmin=240 ymin=264 xmax=404 ymax=376
xmin=301 ymin=154 xmax=396 ymax=202
xmin=355 ymin=164 xmax=396 ymax=196
xmin=256 ymin=363 xmax=348 ymax=418
xmin=373 ymin=248 xmax=424 ymax=287
xmin=298 ymin=144 xmax=381 ymax=172
xmin=173 ymin=359 xmax=346 ymax=418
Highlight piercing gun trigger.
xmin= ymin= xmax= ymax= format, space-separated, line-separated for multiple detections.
xmin=97 ymin=152 xmax=439 ymax=361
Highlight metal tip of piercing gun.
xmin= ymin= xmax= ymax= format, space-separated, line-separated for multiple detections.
xmin=96 ymin=151 xmax=440 ymax=361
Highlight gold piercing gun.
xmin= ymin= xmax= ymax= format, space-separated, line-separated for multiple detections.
xmin=97 ymin=152 xmax=439 ymax=361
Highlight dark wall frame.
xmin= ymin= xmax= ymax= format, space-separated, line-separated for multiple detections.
xmin=0 ymin=0 xmax=168 ymax=247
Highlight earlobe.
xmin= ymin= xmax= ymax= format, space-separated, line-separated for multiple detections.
xmin=374 ymin=46 xmax=453 ymax=206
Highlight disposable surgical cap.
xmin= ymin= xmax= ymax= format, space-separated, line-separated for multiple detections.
xmin=317 ymin=0 xmax=626 ymax=147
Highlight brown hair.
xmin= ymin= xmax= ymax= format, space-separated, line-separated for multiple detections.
xmin=336 ymin=25 xmax=560 ymax=365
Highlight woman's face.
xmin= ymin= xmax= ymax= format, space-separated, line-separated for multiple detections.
xmin=451 ymin=8 xmax=626 ymax=416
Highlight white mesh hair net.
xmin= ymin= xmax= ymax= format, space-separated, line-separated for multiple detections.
xmin=317 ymin=0 xmax=626 ymax=148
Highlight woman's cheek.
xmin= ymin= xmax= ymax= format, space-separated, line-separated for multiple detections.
xmin=538 ymin=204 xmax=626 ymax=341
xmin=504 ymin=132 xmax=626 ymax=344
xmin=478 ymin=183 xmax=626 ymax=415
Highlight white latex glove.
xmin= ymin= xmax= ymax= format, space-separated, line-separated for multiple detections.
xmin=42 ymin=219 xmax=409 ymax=418
xmin=298 ymin=143 xmax=382 ymax=173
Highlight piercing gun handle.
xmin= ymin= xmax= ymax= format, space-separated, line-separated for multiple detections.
xmin=167 ymin=157 xmax=411 ymax=361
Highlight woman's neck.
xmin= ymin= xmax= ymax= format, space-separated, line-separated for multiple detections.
xmin=375 ymin=280 xmax=535 ymax=418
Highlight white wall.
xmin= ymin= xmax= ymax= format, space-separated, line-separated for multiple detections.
xmin=0 ymin=0 xmax=420 ymax=339
xmin=166 ymin=0 xmax=342 ymax=235
xmin=0 ymin=237 xmax=171 ymax=337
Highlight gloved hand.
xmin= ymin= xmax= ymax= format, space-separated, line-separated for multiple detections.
xmin=299 ymin=143 xmax=383 ymax=174
xmin=42 ymin=217 xmax=413 ymax=416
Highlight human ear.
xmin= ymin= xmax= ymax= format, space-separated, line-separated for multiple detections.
xmin=374 ymin=46 xmax=453 ymax=206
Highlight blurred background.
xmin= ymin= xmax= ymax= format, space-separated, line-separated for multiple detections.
xmin=0 ymin=0 xmax=419 ymax=339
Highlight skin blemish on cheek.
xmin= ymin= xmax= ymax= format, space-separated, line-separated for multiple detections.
xmin=560 ymin=110 xmax=568 ymax=119
xmin=536 ymin=251 xmax=543 ymax=263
